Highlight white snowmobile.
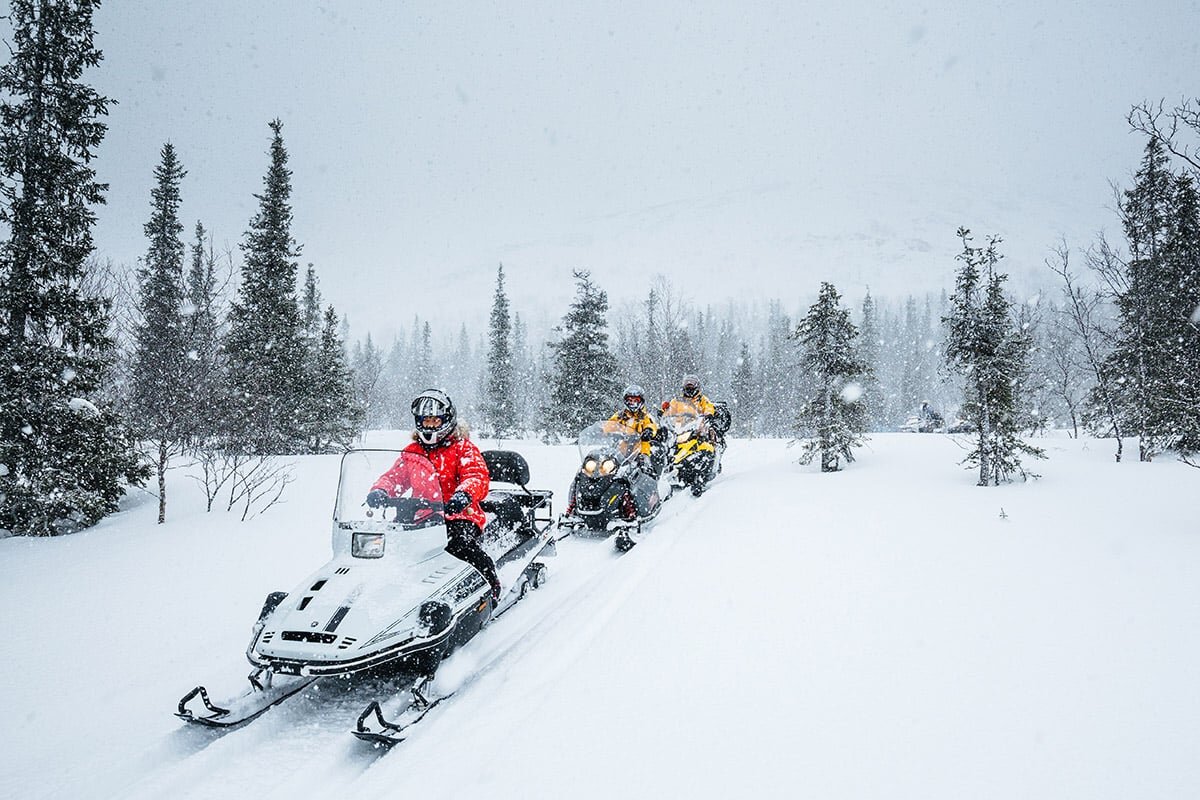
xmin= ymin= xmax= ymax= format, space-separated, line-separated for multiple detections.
xmin=176 ymin=448 xmax=556 ymax=731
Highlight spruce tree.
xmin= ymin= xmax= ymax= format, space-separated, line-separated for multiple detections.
xmin=1103 ymin=138 xmax=1174 ymax=460
xmin=793 ymin=282 xmax=870 ymax=471
xmin=757 ymin=302 xmax=798 ymax=436
xmin=858 ymin=289 xmax=885 ymax=431
xmin=1089 ymin=137 xmax=1200 ymax=460
xmin=183 ymin=221 xmax=224 ymax=447
xmin=1163 ymin=173 xmax=1200 ymax=453
xmin=300 ymin=263 xmax=321 ymax=341
xmin=350 ymin=333 xmax=385 ymax=428
xmin=730 ymin=342 xmax=758 ymax=436
xmin=224 ymin=119 xmax=306 ymax=454
xmin=943 ymin=229 xmax=1044 ymax=485
xmin=511 ymin=311 xmax=538 ymax=433
xmin=546 ymin=270 xmax=620 ymax=437
xmin=306 ymin=306 xmax=361 ymax=452
xmin=482 ymin=264 xmax=517 ymax=437
xmin=130 ymin=143 xmax=190 ymax=523
xmin=0 ymin=0 xmax=147 ymax=535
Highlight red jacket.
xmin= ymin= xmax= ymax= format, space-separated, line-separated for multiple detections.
xmin=371 ymin=434 xmax=490 ymax=531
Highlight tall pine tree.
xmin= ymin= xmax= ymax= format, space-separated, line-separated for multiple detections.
xmin=305 ymin=306 xmax=361 ymax=452
xmin=130 ymin=142 xmax=190 ymax=523
xmin=183 ymin=221 xmax=224 ymax=448
xmin=793 ymin=282 xmax=870 ymax=471
xmin=482 ymin=263 xmax=516 ymax=437
xmin=1099 ymin=138 xmax=1200 ymax=459
xmin=224 ymin=119 xmax=306 ymax=454
xmin=546 ymin=270 xmax=620 ymax=437
xmin=858 ymin=289 xmax=885 ymax=431
xmin=943 ymin=229 xmax=1044 ymax=485
xmin=0 ymin=0 xmax=146 ymax=535
xmin=730 ymin=341 xmax=758 ymax=437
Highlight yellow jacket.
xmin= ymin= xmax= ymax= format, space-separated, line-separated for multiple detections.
xmin=664 ymin=394 xmax=715 ymax=418
xmin=607 ymin=408 xmax=658 ymax=456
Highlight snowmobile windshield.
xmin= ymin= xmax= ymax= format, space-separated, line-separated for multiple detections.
xmin=335 ymin=450 xmax=445 ymax=530
xmin=662 ymin=410 xmax=704 ymax=441
xmin=576 ymin=421 xmax=641 ymax=465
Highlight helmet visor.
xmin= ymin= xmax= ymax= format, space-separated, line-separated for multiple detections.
xmin=413 ymin=396 xmax=448 ymax=418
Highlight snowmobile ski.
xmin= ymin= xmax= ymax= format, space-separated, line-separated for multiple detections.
xmin=350 ymin=547 xmax=551 ymax=746
xmin=353 ymin=675 xmax=451 ymax=746
xmin=176 ymin=667 xmax=315 ymax=728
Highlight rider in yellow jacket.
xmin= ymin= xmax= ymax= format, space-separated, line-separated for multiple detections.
xmin=607 ymin=384 xmax=659 ymax=461
xmin=663 ymin=374 xmax=716 ymax=419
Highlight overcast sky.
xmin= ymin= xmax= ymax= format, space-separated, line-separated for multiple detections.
xmin=39 ymin=1 xmax=1200 ymax=341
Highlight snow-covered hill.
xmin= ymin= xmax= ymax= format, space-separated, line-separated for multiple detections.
xmin=1 ymin=434 xmax=1196 ymax=800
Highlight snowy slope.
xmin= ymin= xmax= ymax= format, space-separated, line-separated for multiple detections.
xmin=1 ymin=434 xmax=1196 ymax=800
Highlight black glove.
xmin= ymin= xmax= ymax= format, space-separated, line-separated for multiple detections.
xmin=641 ymin=428 xmax=655 ymax=442
xmin=366 ymin=489 xmax=389 ymax=508
xmin=444 ymin=490 xmax=471 ymax=514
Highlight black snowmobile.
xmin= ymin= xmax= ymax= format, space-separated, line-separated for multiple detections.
xmin=558 ymin=420 xmax=668 ymax=551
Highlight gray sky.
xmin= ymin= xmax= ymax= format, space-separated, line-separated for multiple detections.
xmin=62 ymin=0 xmax=1200 ymax=340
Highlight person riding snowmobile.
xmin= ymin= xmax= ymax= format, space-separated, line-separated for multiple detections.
xmin=664 ymin=374 xmax=719 ymax=441
xmin=366 ymin=389 xmax=501 ymax=603
xmin=607 ymin=384 xmax=662 ymax=476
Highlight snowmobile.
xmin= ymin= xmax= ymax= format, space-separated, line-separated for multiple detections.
xmin=662 ymin=407 xmax=722 ymax=496
xmin=900 ymin=404 xmax=945 ymax=433
xmin=176 ymin=448 xmax=556 ymax=731
xmin=558 ymin=420 xmax=668 ymax=551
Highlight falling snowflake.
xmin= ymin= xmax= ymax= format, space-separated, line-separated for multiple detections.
xmin=841 ymin=382 xmax=864 ymax=403
xmin=68 ymin=398 xmax=100 ymax=417
xmin=61 ymin=367 xmax=77 ymax=383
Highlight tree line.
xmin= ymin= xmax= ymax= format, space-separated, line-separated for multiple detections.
xmin=0 ymin=2 xmax=359 ymax=534
xmin=1 ymin=3 xmax=1196 ymax=536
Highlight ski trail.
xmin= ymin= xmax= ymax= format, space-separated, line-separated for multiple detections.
xmin=111 ymin=463 xmax=738 ymax=799
xmin=357 ymin=486 xmax=722 ymax=786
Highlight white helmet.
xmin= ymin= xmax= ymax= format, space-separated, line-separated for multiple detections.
xmin=623 ymin=384 xmax=645 ymax=413
xmin=411 ymin=389 xmax=455 ymax=446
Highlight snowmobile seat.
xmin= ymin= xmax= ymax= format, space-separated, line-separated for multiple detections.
xmin=482 ymin=450 xmax=530 ymax=487
xmin=481 ymin=491 xmax=524 ymax=530
xmin=711 ymin=402 xmax=732 ymax=434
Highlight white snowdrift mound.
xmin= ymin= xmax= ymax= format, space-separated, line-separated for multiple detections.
xmin=1 ymin=434 xmax=1197 ymax=800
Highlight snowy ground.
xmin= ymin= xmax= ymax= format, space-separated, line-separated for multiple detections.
xmin=1 ymin=433 xmax=1196 ymax=800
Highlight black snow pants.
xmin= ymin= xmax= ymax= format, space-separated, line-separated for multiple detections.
xmin=445 ymin=519 xmax=501 ymax=598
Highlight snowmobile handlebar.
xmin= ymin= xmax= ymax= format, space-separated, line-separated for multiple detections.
xmin=364 ymin=493 xmax=446 ymax=524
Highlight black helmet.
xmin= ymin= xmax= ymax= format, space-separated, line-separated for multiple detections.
xmin=623 ymin=384 xmax=645 ymax=413
xmin=681 ymin=374 xmax=701 ymax=398
xmin=411 ymin=389 xmax=455 ymax=446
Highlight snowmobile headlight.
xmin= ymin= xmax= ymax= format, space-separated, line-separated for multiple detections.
xmin=352 ymin=532 xmax=386 ymax=558
xmin=583 ymin=458 xmax=598 ymax=475
xmin=675 ymin=429 xmax=692 ymax=443
xmin=599 ymin=458 xmax=617 ymax=475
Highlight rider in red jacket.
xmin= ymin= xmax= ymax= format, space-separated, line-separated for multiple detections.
xmin=368 ymin=389 xmax=499 ymax=603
